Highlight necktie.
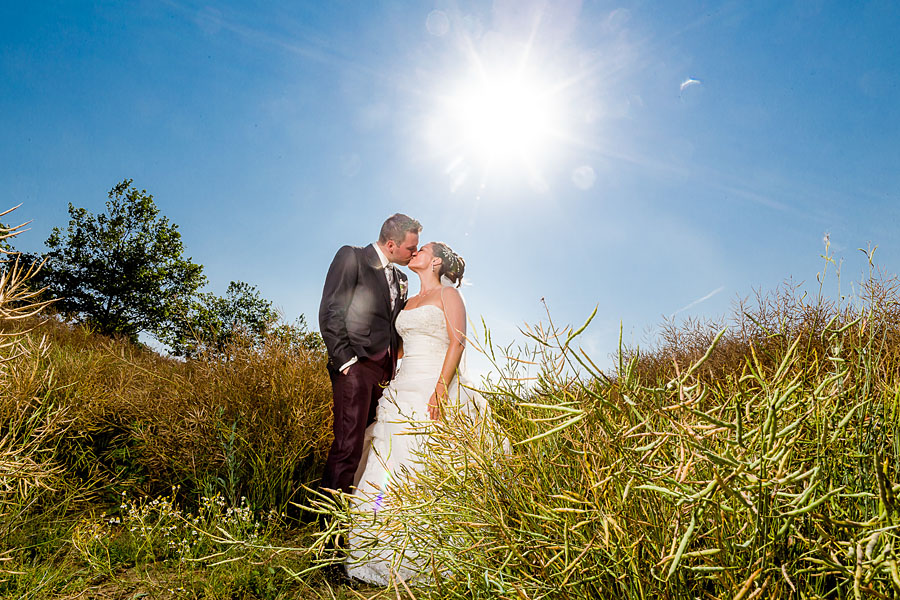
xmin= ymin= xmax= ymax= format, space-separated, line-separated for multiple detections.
xmin=385 ymin=265 xmax=398 ymax=310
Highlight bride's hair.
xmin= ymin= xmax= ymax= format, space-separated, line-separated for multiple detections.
xmin=431 ymin=242 xmax=465 ymax=287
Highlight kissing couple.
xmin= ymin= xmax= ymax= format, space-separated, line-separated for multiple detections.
xmin=318 ymin=213 xmax=484 ymax=584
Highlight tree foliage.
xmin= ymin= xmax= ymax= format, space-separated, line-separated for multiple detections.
xmin=269 ymin=315 xmax=325 ymax=354
xmin=166 ymin=280 xmax=278 ymax=357
xmin=35 ymin=180 xmax=206 ymax=342
xmin=165 ymin=281 xmax=324 ymax=358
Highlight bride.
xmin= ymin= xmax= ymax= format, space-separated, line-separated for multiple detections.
xmin=345 ymin=240 xmax=478 ymax=585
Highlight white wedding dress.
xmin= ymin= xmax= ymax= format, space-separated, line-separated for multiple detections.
xmin=345 ymin=303 xmax=484 ymax=585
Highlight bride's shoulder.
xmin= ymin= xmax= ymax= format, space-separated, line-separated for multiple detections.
xmin=439 ymin=285 xmax=462 ymax=299
xmin=439 ymin=286 xmax=464 ymax=309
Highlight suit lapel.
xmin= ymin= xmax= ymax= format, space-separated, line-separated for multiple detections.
xmin=364 ymin=244 xmax=392 ymax=311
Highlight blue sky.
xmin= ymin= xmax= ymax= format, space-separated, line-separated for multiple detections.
xmin=2 ymin=1 xmax=899 ymax=373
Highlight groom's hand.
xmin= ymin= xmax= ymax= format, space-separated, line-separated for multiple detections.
xmin=338 ymin=356 xmax=358 ymax=375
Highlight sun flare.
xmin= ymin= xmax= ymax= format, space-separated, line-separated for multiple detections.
xmin=420 ymin=30 xmax=585 ymax=194
xmin=449 ymin=73 xmax=558 ymax=167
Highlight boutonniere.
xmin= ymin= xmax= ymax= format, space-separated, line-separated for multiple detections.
xmin=399 ymin=278 xmax=408 ymax=299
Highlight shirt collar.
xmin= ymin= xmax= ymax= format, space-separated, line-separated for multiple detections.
xmin=373 ymin=242 xmax=390 ymax=269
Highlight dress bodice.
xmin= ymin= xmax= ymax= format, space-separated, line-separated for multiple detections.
xmin=395 ymin=305 xmax=448 ymax=375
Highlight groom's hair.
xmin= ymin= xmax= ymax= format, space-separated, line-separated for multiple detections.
xmin=378 ymin=213 xmax=422 ymax=244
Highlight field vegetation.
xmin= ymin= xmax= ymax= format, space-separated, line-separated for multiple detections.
xmin=3 ymin=208 xmax=900 ymax=599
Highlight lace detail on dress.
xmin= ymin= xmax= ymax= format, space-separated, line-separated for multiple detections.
xmin=395 ymin=305 xmax=448 ymax=367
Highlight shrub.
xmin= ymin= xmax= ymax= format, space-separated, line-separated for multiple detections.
xmin=4 ymin=315 xmax=334 ymax=513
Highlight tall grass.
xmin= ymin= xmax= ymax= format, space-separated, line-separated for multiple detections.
xmin=0 ymin=207 xmax=338 ymax=598
xmin=0 ymin=311 xmax=333 ymax=516
xmin=317 ymin=257 xmax=900 ymax=599
xmin=5 ymin=205 xmax=900 ymax=599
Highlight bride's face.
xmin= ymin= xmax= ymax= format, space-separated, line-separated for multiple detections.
xmin=409 ymin=243 xmax=437 ymax=272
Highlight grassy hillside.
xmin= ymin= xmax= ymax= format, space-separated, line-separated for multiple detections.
xmin=0 ymin=260 xmax=336 ymax=597
xmin=3 ymin=253 xmax=900 ymax=598
xmin=387 ymin=272 xmax=900 ymax=599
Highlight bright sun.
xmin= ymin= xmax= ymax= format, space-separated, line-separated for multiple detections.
xmin=419 ymin=31 xmax=581 ymax=194
xmin=429 ymin=59 xmax=566 ymax=186
xmin=450 ymin=72 xmax=558 ymax=168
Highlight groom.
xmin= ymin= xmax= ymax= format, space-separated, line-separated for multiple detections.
xmin=318 ymin=213 xmax=422 ymax=494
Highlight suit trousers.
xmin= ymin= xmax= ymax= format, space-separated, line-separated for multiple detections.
xmin=320 ymin=351 xmax=392 ymax=494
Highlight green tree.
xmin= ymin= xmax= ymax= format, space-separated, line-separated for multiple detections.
xmin=36 ymin=180 xmax=206 ymax=342
xmin=269 ymin=315 xmax=325 ymax=353
xmin=166 ymin=280 xmax=280 ymax=357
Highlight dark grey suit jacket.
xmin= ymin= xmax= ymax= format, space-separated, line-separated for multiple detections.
xmin=318 ymin=244 xmax=407 ymax=372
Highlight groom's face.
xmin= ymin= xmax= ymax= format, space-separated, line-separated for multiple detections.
xmin=387 ymin=231 xmax=419 ymax=266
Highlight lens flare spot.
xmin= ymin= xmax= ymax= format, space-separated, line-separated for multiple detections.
xmin=426 ymin=10 xmax=450 ymax=37
xmin=572 ymin=165 xmax=596 ymax=190
xmin=340 ymin=153 xmax=361 ymax=177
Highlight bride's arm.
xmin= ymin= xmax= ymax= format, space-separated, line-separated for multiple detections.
xmin=429 ymin=287 xmax=466 ymax=421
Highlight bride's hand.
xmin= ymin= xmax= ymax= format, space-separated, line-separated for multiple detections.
xmin=428 ymin=392 xmax=442 ymax=421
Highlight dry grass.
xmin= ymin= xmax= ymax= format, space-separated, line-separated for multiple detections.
xmin=310 ymin=262 xmax=900 ymax=599
xmin=0 ymin=313 xmax=334 ymax=514
xmin=0 ymin=206 xmax=337 ymax=598
xmin=5 ymin=205 xmax=900 ymax=598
